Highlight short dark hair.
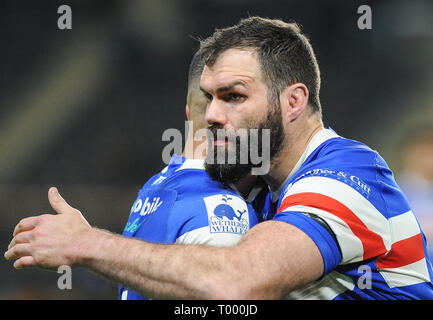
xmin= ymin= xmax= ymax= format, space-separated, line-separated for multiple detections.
xmin=186 ymin=49 xmax=206 ymax=118
xmin=199 ymin=16 xmax=322 ymax=115
xmin=187 ymin=49 xmax=205 ymax=92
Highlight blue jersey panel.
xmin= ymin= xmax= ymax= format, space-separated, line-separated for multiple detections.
xmin=119 ymin=155 xmax=258 ymax=300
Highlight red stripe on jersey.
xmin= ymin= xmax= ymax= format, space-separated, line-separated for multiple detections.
xmin=376 ymin=233 xmax=425 ymax=269
xmin=277 ymin=192 xmax=387 ymax=260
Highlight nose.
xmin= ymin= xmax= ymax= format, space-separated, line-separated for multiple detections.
xmin=205 ymin=100 xmax=228 ymax=126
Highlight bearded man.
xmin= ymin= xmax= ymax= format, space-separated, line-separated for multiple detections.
xmin=6 ymin=16 xmax=433 ymax=300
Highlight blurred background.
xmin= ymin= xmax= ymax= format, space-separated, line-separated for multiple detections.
xmin=0 ymin=0 xmax=432 ymax=299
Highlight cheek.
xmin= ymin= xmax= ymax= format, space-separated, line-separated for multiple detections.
xmin=235 ymin=98 xmax=268 ymax=127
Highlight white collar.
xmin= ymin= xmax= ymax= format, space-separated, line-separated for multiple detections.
xmin=270 ymin=128 xmax=340 ymax=202
xmin=175 ymin=158 xmax=205 ymax=171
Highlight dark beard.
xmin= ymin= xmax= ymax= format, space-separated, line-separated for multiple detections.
xmin=204 ymin=103 xmax=285 ymax=185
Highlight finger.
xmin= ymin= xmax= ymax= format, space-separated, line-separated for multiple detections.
xmin=13 ymin=216 xmax=40 ymax=237
xmin=4 ymin=243 xmax=32 ymax=260
xmin=14 ymin=256 xmax=36 ymax=269
xmin=8 ymin=230 xmax=33 ymax=249
xmin=48 ymin=187 xmax=75 ymax=214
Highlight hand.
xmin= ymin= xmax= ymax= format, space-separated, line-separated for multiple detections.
xmin=4 ymin=187 xmax=93 ymax=270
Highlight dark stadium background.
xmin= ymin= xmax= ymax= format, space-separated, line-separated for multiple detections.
xmin=0 ymin=0 xmax=432 ymax=299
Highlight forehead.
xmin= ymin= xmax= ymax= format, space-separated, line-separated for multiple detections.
xmin=200 ymin=48 xmax=262 ymax=89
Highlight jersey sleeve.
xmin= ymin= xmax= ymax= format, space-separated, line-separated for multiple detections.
xmin=167 ymin=193 xmax=258 ymax=247
xmin=274 ymin=171 xmax=392 ymax=272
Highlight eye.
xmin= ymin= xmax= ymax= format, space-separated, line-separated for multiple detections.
xmin=204 ymin=92 xmax=213 ymax=102
xmin=224 ymin=93 xmax=245 ymax=103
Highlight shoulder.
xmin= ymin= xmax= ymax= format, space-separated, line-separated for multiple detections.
xmin=285 ymin=137 xmax=389 ymax=204
xmin=164 ymin=170 xmax=258 ymax=243
xmin=282 ymin=136 xmax=410 ymax=218
xmin=274 ymin=136 xmax=413 ymax=263
xmin=168 ymin=170 xmax=256 ymax=224
xmin=309 ymin=136 xmax=379 ymax=170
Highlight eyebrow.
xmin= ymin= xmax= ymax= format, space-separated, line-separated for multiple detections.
xmin=200 ymin=80 xmax=248 ymax=95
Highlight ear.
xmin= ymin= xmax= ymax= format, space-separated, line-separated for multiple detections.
xmin=186 ymin=104 xmax=191 ymax=121
xmin=280 ymin=83 xmax=309 ymax=123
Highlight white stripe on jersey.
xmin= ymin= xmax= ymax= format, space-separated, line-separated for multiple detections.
xmin=280 ymin=176 xmax=392 ymax=262
xmin=175 ymin=158 xmax=205 ymax=171
xmin=388 ymin=210 xmax=421 ymax=242
xmin=121 ymin=290 xmax=128 ymax=300
xmin=279 ymin=177 xmax=431 ymax=292
xmin=379 ymin=258 xmax=431 ymax=288
xmin=378 ymin=210 xmax=431 ymax=287
xmin=271 ymin=128 xmax=340 ymax=202
xmin=285 ymin=271 xmax=355 ymax=300
xmin=175 ymin=226 xmax=242 ymax=247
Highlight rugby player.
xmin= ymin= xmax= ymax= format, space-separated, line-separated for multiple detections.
xmin=6 ymin=17 xmax=433 ymax=299
xmin=117 ymin=51 xmax=259 ymax=300
xmin=5 ymin=50 xmax=260 ymax=300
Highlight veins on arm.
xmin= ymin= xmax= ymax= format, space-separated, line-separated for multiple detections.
xmin=80 ymin=220 xmax=324 ymax=300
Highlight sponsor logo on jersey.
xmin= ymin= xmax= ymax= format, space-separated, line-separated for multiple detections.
xmin=124 ymin=217 xmax=145 ymax=233
xmin=132 ymin=196 xmax=163 ymax=216
xmin=290 ymin=168 xmax=372 ymax=198
xmin=203 ymin=194 xmax=250 ymax=235
xmin=152 ymin=175 xmax=167 ymax=185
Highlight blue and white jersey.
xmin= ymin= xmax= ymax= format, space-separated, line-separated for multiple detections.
xmin=119 ymin=154 xmax=259 ymax=300
xmin=264 ymin=128 xmax=433 ymax=299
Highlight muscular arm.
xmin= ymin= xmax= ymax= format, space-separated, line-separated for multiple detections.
xmin=80 ymin=220 xmax=324 ymax=299
xmin=5 ymin=188 xmax=324 ymax=299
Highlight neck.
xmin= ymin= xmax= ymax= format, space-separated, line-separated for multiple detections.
xmin=233 ymin=174 xmax=258 ymax=199
xmin=182 ymin=132 xmax=207 ymax=160
xmin=263 ymin=118 xmax=323 ymax=192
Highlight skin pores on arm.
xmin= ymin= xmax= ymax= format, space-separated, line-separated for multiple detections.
xmin=80 ymin=220 xmax=324 ymax=300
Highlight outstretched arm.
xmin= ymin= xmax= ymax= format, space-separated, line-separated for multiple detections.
xmin=5 ymin=187 xmax=324 ymax=299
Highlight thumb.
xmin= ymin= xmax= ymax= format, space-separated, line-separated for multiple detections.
xmin=48 ymin=187 xmax=75 ymax=214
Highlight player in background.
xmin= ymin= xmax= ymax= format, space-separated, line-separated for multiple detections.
xmin=118 ymin=50 xmax=259 ymax=300
xmin=5 ymin=50 xmax=260 ymax=300
xmin=6 ymin=17 xmax=433 ymax=300
xmin=397 ymin=129 xmax=433 ymax=262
